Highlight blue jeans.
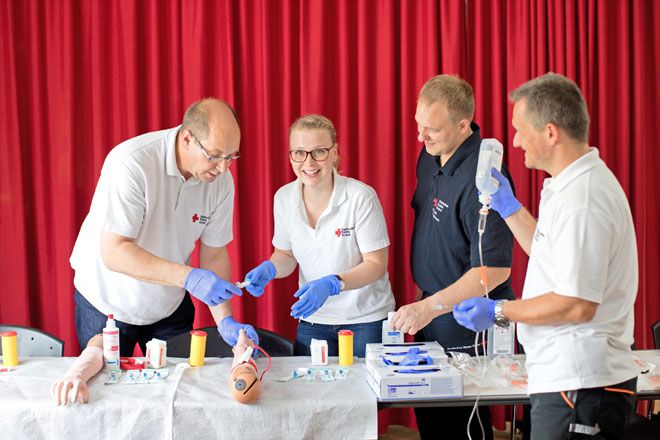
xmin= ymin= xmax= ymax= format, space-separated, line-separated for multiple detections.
xmin=74 ymin=289 xmax=194 ymax=356
xmin=294 ymin=319 xmax=383 ymax=357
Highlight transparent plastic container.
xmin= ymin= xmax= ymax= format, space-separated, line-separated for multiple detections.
xmin=475 ymin=138 xmax=504 ymax=206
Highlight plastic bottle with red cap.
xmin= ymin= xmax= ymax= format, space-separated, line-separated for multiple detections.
xmin=338 ymin=330 xmax=354 ymax=366
xmin=189 ymin=330 xmax=207 ymax=366
xmin=102 ymin=314 xmax=120 ymax=371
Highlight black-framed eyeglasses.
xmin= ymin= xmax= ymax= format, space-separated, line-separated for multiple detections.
xmin=289 ymin=146 xmax=335 ymax=163
xmin=191 ymin=132 xmax=240 ymax=163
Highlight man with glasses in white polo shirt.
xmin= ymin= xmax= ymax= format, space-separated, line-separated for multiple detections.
xmin=70 ymin=98 xmax=258 ymax=355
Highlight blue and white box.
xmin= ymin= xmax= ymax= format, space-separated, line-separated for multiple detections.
xmin=365 ymin=358 xmax=463 ymax=400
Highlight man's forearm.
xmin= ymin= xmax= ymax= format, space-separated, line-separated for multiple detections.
xmin=101 ymin=231 xmax=191 ymax=287
xmin=427 ymin=266 xmax=511 ymax=311
xmin=504 ymin=208 xmax=537 ymax=256
xmin=502 ymin=293 xmax=597 ymax=325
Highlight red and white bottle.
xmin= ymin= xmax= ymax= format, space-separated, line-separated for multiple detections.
xmin=102 ymin=314 xmax=120 ymax=371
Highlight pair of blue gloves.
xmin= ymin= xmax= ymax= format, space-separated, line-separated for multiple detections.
xmin=244 ymin=261 xmax=341 ymax=320
xmin=453 ymin=168 xmax=522 ymax=332
xmin=183 ymin=269 xmax=258 ymax=346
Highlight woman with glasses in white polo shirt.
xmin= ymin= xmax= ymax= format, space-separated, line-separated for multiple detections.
xmin=244 ymin=114 xmax=395 ymax=356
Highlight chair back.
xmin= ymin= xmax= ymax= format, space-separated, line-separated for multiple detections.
xmin=0 ymin=324 xmax=64 ymax=357
xmin=166 ymin=326 xmax=294 ymax=358
xmin=652 ymin=319 xmax=660 ymax=349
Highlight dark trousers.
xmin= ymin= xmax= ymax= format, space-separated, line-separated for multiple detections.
xmin=74 ymin=289 xmax=195 ymax=355
xmin=414 ymin=312 xmax=494 ymax=440
xmin=529 ymin=377 xmax=637 ymax=440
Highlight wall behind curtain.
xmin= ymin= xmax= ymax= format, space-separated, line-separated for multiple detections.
xmin=1 ymin=0 xmax=658 ymax=429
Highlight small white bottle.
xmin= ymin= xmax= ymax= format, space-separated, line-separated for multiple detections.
xmin=475 ymin=138 xmax=504 ymax=206
xmin=102 ymin=314 xmax=120 ymax=371
xmin=382 ymin=312 xmax=404 ymax=344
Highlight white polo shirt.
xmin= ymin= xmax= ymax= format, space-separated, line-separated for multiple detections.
xmin=518 ymin=148 xmax=639 ymax=394
xmin=272 ymin=171 xmax=395 ymax=325
xmin=70 ymin=126 xmax=234 ymax=325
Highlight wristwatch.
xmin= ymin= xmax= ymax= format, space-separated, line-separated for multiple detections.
xmin=333 ymin=274 xmax=345 ymax=291
xmin=493 ymin=300 xmax=510 ymax=328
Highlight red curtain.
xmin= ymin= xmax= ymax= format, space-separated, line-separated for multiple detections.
xmin=1 ymin=0 xmax=658 ymax=432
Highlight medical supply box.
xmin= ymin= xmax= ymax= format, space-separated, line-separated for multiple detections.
xmin=365 ymin=341 xmax=449 ymax=365
xmin=365 ymin=358 xmax=463 ymax=401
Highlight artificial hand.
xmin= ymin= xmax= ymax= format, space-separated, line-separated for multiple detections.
xmin=290 ymin=275 xmax=341 ymax=319
xmin=50 ymin=346 xmax=103 ymax=405
xmin=219 ymin=316 xmax=260 ymax=347
xmin=452 ymin=297 xmax=496 ymax=332
xmin=488 ymin=168 xmax=522 ymax=218
xmin=244 ymin=260 xmax=277 ymax=297
xmin=184 ymin=268 xmax=242 ymax=306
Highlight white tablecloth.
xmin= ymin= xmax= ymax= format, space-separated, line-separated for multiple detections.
xmin=0 ymin=356 xmax=377 ymax=440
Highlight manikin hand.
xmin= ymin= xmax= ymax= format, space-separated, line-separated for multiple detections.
xmin=50 ymin=337 xmax=103 ymax=405
xmin=453 ymin=297 xmax=496 ymax=332
xmin=184 ymin=268 xmax=242 ymax=306
xmin=290 ymin=275 xmax=341 ymax=319
xmin=244 ymin=261 xmax=277 ymax=297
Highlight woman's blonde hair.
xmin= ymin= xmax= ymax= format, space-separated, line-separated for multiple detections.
xmin=289 ymin=114 xmax=339 ymax=169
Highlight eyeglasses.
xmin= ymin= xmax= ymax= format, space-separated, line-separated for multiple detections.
xmin=191 ymin=132 xmax=241 ymax=163
xmin=289 ymin=146 xmax=335 ymax=163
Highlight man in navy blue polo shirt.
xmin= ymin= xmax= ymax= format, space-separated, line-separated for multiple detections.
xmin=391 ymin=75 xmax=515 ymax=440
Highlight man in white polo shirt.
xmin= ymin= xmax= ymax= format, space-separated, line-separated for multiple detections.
xmin=70 ymin=98 xmax=258 ymax=355
xmin=453 ymin=73 xmax=639 ymax=439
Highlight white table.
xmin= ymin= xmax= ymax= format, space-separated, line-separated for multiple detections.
xmin=0 ymin=356 xmax=377 ymax=440
xmin=378 ymin=350 xmax=660 ymax=409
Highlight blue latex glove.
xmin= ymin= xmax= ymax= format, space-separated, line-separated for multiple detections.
xmin=244 ymin=260 xmax=277 ymax=297
xmin=399 ymin=347 xmax=434 ymax=366
xmin=290 ymin=275 xmax=341 ymax=319
xmin=489 ymin=167 xmax=522 ymax=218
xmin=453 ymin=297 xmax=496 ymax=332
xmin=218 ymin=316 xmax=260 ymax=347
xmin=184 ymin=268 xmax=242 ymax=306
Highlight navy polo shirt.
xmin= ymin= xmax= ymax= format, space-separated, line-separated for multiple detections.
xmin=410 ymin=123 xmax=514 ymax=302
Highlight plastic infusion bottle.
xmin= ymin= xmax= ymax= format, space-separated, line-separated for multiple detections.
xmin=102 ymin=314 xmax=120 ymax=371
xmin=1 ymin=331 xmax=19 ymax=366
xmin=475 ymin=138 xmax=504 ymax=206
xmin=338 ymin=330 xmax=354 ymax=366
xmin=382 ymin=312 xmax=404 ymax=344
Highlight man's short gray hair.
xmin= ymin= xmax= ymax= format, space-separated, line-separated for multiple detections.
xmin=181 ymin=98 xmax=239 ymax=139
xmin=510 ymin=73 xmax=589 ymax=143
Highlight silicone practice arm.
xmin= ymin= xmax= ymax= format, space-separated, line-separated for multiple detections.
xmin=50 ymin=336 xmax=103 ymax=405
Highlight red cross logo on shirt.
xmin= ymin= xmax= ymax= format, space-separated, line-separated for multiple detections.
xmin=192 ymin=214 xmax=199 ymax=223
xmin=335 ymin=228 xmax=342 ymax=237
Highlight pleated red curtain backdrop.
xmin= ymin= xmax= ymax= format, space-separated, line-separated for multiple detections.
xmin=1 ymin=0 xmax=658 ymax=432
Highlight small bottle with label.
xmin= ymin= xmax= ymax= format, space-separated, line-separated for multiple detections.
xmin=382 ymin=312 xmax=404 ymax=344
xmin=102 ymin=314 xmax=120 ymax=371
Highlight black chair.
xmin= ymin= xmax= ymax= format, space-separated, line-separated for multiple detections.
xmin=166 ymin=326 xmax=294 ymax=358
xmin=0 ymin=324 xmax=64 ymax=357
xmin=652 ymin=319 xmax=660 ymax=351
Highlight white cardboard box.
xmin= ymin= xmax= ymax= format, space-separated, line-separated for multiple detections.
xmin=365 ymin=358 xmax=463 ymax=401
xmin=365 ymin=341 xmax=448 ymax=365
